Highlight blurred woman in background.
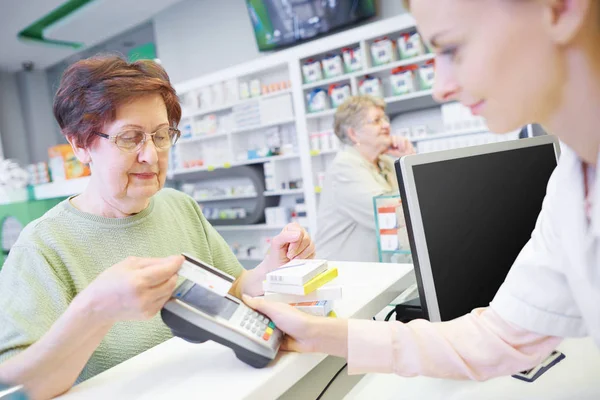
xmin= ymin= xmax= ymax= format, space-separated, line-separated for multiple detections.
xmin=316 ymin=95 xmax=415 ymax=262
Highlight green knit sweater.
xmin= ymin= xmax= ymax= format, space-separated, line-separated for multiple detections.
xmin=0 ymin=188 xmax=243 ymax=382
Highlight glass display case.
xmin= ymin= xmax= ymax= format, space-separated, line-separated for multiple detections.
xmin=373 ymin=194 xmax=412 ymax=264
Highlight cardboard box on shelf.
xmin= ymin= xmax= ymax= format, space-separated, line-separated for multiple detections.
xmin=48 ymin=144 xmax=90 ymax=181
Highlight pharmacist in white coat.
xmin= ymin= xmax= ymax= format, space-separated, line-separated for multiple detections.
xmin=246 ymin=0 xmax=600 ymax=381
xmin=316 ymin=95 xmax=415 ymax=262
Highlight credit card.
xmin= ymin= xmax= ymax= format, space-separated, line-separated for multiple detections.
xmin=178 ymin=253 xmax=234 ymax=297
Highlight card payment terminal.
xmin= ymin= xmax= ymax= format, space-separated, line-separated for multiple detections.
xmin=162 ymin=279 xmax=283 ymax=368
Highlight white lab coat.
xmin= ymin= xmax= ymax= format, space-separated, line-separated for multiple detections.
xmin=491 ymin=143 xmax=600 ymax=345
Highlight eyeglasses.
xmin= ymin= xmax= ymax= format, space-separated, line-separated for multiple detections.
xmin=94 ymin=126 xmax=180 ymax=153
xmin=365 ymin=114 xmax=390 ymax=126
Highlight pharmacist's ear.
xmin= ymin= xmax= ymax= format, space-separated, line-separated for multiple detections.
xmin=542 ymin=0 xmax=592 ymax=44
xmin=66 ymin=135 xmax=92 ymax=164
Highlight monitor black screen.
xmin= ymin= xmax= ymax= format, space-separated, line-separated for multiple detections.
xmin=410 ymin=143 xmax=557 ymax=321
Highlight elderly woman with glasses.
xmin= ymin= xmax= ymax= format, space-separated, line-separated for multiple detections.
xmin=0 ymin=55 xmax=315 ymax=400
xmin=316 ymin=95 xmax=415 ymax=262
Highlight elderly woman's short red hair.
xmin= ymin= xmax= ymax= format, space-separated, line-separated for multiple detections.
xmin=53 ymin=55 xmax=181 ymax=148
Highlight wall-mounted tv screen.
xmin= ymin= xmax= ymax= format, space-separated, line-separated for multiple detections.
xmin=246 ymin=0 xmax=376 ymax=51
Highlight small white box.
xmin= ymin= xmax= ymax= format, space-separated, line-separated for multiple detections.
xmin=359 ymin=77 xmax=383 ymax=98
xmin=370 ymin=37 xmax=397 ymax=66
xmin=302 ymin=60 xmax=323 ymax=83
xmin=378 ymin=211 xmax=397 ymax=230
xmin=322 ymin=54 xmax=344 ymax=78
xmin=380 ymin=231 xmax=400 ymax=251
xmin=250 ymin=79 xmax=261 ymax=97
xmin=265 ymin=206 xmax=288 ymax=226
xmin=307 ymin=89 xmax=330 ymax=113
xmin=329 ymin=84 xmax=351 ymax=108
xmin=418 ymin=63 xmax=436 ymax=90
xmin=398 ymin=32 xmax=425 ymax=60
xmin=390 ymin=68 xmax=416 ymax=96
xmin=342 ymin=47 xmax=362 ymax=72
xmin=266 ymin=259 xmax=328 ymax=286
xmin=239 ymin=82 xmax=250 ymax=99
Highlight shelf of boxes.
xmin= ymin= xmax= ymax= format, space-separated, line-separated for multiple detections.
xmin=301 ymin=53 xmax=435 ymax=92
xmin=178 ymin=132 xmax=229 ymax=145
xmin=170 ymin=154 xmax=300 ymax=178
xmin=33 ymin=176 xmax=91 ymax=200
xmin=230 ymin=117 xmax=296 ymax=135
xmin=183 ymin=89 xmax=293 ymax=119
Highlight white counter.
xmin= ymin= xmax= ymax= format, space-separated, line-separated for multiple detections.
xmin=57 ymin=261 xmax=415 ymax=400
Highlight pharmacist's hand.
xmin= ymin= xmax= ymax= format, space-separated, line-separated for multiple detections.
xmin=84 ymin=255 xmax=184 ymax=323
xmin=386 ymin=136 xmax=416 ymax=158
xmin=263 ymin=222 xmax=316 ymax=271
xmin=243 ymin=295 xmax=318 ymax=353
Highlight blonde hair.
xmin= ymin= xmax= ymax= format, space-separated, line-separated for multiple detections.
xmin=333 ymin=95 xmax=386 ymax=145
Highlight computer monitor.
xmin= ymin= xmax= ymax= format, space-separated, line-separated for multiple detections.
xmin=396 ymin=136 xmax=560 ymax=322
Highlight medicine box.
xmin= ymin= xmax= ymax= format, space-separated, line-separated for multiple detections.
xmin=322 ymin=54 xmax=344 ymax=79
xmin=370 ymin=37 xmax=397 ymax=66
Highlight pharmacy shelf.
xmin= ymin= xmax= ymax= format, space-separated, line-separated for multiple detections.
xmin=195 ymin=193 xmax=257 ymax=202
xmin=183 ymin=89 xmax=293 ymax=119
xmin=302 ymin=74 xmax=354 ymax=90
xmin=411 ymin=127 xmax=490 ymax=142
xmin=170 ymin=154 xmax=300 ymax=177
xmin=33 ymin=176 xmax=91 ymax=200
xmin=384 ymin=90 xmax=437 ymax=114
xmin=306 ymin=109 xmax=336 ymax=120
xmin=263 ymin=189 xmax=304 ymax=196
xmin=178 ymin=132 xmax=228 ymax=144
xmin=231 ymin=117 xmax=296 ymax=135
xmin=214 ymin=224 xmax=287 ymax=232
xmin=362 ymin=53 xmax=435 ymax=75
xmin=306 ymin=90 xmax=436 ymax=121
xmin=300 ymin=54 xmax=434 ymax=91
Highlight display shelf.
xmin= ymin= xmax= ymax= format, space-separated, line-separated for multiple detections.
xmin=214 ymin=224 xmax=286 ymax=232
xmin=384 ymin=90 xmax=437 ymax=114
xmin=263 ymin=189 xmax=304 ymax=196
xmin=301 ymin=54 xmax=434 ymax=91
xmin=170 ymin=154 xmax=299 ymax=177
xmin=33 ymin=176 xmax=91 ymax=200
xmin=302 ymin=74 xmax=353 ymax=90
xmin=231 ymin=117 xmax=296 ymax=135
xmin=194 ymin=193 xmax=257 ymax=202
xmin=306 ymin=109 xmax=336 ymax=120
xmin=178 ymin=132 xmax=228 ymax=144
xmin=183 ymin=89 xmax=293 ymax=119
xmin=411 ymin=127 xmax=489 ymax=142
xmin=306 ymin=90 xmax=436 ymax=121
xmin=362 ymin=53 xmax=435 ymax=76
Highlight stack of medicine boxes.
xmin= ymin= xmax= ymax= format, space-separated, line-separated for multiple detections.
xmin=263 ymin=259 xmax=341 ymax=316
